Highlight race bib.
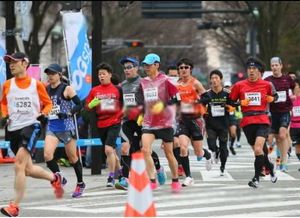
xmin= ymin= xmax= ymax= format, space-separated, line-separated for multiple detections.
xmin=144 ymin=87 xmax=158 ymax=102
xmin=181 ymin=103 xmax=194 ymax=114
xmin=48 ymin=104 xmax=61 ymax=120
xmin=123 ymin=93 xmax=136 ymax=107
xmin=211 ymin=105 xmax=225 ymax=117
xmin=100 ymin=99 xmax=116 ymax=111
xmin=275 ymin=91 xmax=286 ymax=103
xmin=292 ymin=106 xmax=300 ymax=117
xmin=13 ymin=96 xmax=33 ymax=114
xmin=245 ymin=92 xmax=261 ymax=106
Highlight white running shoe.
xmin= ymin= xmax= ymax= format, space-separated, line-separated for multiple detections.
xmin=270 ymin=173 xmax=278 ymax=183
xmin=182 ymin=176 xmax=194 ymax=187
xmin=212 ymin=152 xmax=219 ymax=164
xmin=205 ymin=157 xmax=213 ymax=171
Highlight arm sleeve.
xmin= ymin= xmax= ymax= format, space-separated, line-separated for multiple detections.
xmin=135 ymin=84 xmax=144 ymax=106
xmin=37 ymin=81 xmax=53 ymax=115
xmin=70 ymin=95 xmax=82 ymax=114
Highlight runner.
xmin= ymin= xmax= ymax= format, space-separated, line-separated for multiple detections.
xmin=201 ymin=70 xmax=233 ymax=176
xmin=229 ymin=56 xmax=278 ymax=188
xmin=0 ymin=52 xmax=63 ymax=217
xmin=265 ymin=57 xmax=295 ymax=172
xmin=85 ymin=62 xmax=123 ymax=187
xmin=43 ymin=63 xmax=86 ymax=198
xmin=176 ymin=58 xmax=212 ymax=187
xmin=137 ymin=53 xmax=181 ymax=192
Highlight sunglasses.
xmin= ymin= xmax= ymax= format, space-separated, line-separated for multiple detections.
xmin=179 ymin=66 xmax=190 ymax=70
xmin=123 ymin=65 xmax=135 ymax=70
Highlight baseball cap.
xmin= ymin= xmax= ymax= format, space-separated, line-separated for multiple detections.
xmin=270 ymin=57 xmax=282 ymax=65
xmin=4 ymin=52 xmax=29 ymax=63
xmin=119 ymin=57 xmax=139 ymax=66
xmin=142 ymin=53 xmax=160 ymax=65
xmin=44 ymin=63 xmax=62 ymax=74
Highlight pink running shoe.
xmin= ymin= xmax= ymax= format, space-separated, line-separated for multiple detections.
xmin=150 ymin=181 xmax=158 ymax=190
xmin=171 ymin=181 xmax=181 ymax=193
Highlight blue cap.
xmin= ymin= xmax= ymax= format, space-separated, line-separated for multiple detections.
xmin=44 ymin=63 xmax=62 ymax=74
xmin=142 ymin=53 xmax=160 ymax=65
xmin=119 ymin=57 xmax=139 ymax=66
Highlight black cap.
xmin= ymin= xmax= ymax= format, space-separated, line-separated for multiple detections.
xmin=246 ymin=57 xmax=264 ymax=72
xmin=44 ymin=63 xmax=62 ymax=74
xmin=4 ymin=52 xmax=29 ymax=63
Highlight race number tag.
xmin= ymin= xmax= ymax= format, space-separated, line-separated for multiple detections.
xmin=181 ymin=103 xmax=194 ymax=114
xmin=275 ymin=91 xmax=286 ymax=103
xmin=100 ymin=99 xmax=115 ymax=111
xmin=48 ymin=104 xmax=60 ymax=120
xmin=144 ymin=87 xmax=158 ymax=102
xmin=211 ymin=105 xmax=225 ymax=117
xmin=245 ymin=92 xmax=261 ymax=106
xmin=292 ymin=106 xmax=300 ymax=117
xmin=123 ymin=93 xmax=136 ymax=106
xmin=13 ymin=96 xmax=33 ymax=114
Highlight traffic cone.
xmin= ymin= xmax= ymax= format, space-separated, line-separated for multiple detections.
xmin=124 ymin=152 xmax=156 ymax=217
xmin=0 ymin=149 xmax=15 ymax=164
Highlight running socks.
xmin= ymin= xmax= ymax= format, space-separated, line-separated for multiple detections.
xmin=46 ymin=159 xmax=60 ymax=173
xmin=71 ymin=160 xmax=83 ymax=183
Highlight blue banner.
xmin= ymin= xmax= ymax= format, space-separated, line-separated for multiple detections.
xmin=0 ymin=37 xmax=6 ymax=84
xmin=62 ymin=12 xmax=92 ymax=100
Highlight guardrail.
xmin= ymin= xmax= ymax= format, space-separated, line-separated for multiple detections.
xmin=0 ymin=138 xmax=122 ymax=149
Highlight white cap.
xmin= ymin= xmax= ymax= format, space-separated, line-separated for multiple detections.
xmin=224 ymin=81 xmax=232 ymax=87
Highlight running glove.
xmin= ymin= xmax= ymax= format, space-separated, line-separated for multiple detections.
xmin=240 ymin=99 xmax=251 ymax=106
xmin=88 ymin=97 xmax=101 ymax=109
xmin=266 ymin=95 xmax=274 ymax=103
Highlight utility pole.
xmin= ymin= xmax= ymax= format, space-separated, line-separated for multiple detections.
xmin=5 ymin=1 xmax=15 ymax=79
xmin=90 ymin=1 xmax=103 ymax=175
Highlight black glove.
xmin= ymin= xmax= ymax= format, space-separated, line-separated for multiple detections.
xmin=0 ymin=116 xmax=9 ymax=127
xmin=37 ymin=114 xmax=48 ymax=125
xmin=57 ymin=112 xmax=71 ymax=120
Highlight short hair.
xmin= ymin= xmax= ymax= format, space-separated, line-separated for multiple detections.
xmin=176 ymin=58 xmax=194 ymax=69
xmin=95 ymin=62 xmax=113 ymax=73
xmin=167 ymin=65 xmax=177 ymax=72
xmin=209 ymin=69 xmax=223 ymax=79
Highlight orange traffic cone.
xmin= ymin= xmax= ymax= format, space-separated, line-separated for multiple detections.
xmin=0 ymin=149 xmax=15 ymax=164
xmin=124 ymin=152 xmax=156 ymax=217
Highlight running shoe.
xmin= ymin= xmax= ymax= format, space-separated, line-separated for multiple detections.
xmin=51 ymin=172 xmax=66 ymax=199
xmin=171 ymin=181 xmax=181 ymax=193
xmin=281 ymin=164 xmax=288 ymax=173
xmin=106 ymin=177 xmax=115 ymax=187
xmin=157 ymin=166 xmax=167 ymax=185
xmin=72 ymin=182 xmax=86 ymax=198
xmin=248 ymin=177 xmax=259 ymax=188
xmin=205 ymin=157 xmax=213 ymax=171
xmin=115 ymin=177 xmax=128 ymax=190
xmin=270 ymin=173 xmax=278 ymax=183
xmin=0 ymin=202 xmax=19 ymax=217
xmin=182 ymin=176 xmax=194 ymax=187
xmin=178 ymin=165 xmax=185 ymax=177
xmin=220 ymin=166 xmax=225 ymax=176
xmin=229 ymin=146 xmax=236 ymax=155
xmin=212 ymin=151 xmax=219 ymax=164
xmin=235 ymin=142 xmax=241 ymax=148
xmin=150 ymin=181 xmax=158 ymax=190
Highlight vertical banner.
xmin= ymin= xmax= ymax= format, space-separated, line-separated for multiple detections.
xmin=62 ymin=11 xmax=92 ymax=100
xmin=0 ymin=17 xmax=6 ymax=85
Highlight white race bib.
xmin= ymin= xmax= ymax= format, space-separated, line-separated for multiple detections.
xmin=292 ymin=106 xmax=300 ymax=117
xmin=245 ymin=92 xmax=261 ymax=106
xmin=13 ymin=96 xmax=33 ymax=114
xmin=48 ymin=104 xmax=61 ymax=120
xmin=211 ymin=105 xmax=225 ymax=117
xmin=144 ymin=87 xmax=158 ymax=102
xmin=181 ymin=103 xmax=194 ymax=114
xmin=275 ymin=91 xmax=286 ymax=103
xmin=100 ymin=99 xmax=115 ymax=111
xmin=123 ymin=93 xmax=136 ymax=107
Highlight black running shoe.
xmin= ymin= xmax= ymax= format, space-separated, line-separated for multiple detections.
xmin=248 ymin=177 xmax=259 ymax=188
xmin=229 ymin=146 xmax=236 ymax=155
